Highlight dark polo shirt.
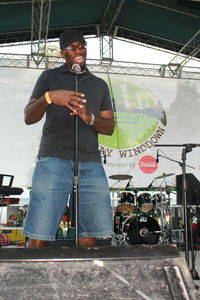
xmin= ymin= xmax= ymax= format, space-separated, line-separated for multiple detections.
xmin=30 ymin=64 xmax=113 ymax=162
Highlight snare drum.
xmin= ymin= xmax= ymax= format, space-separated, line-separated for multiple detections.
xmin=137 ymin=192 xmax=154 ymax=213
xmin=122 ymin=214 xmax=161 ymax=245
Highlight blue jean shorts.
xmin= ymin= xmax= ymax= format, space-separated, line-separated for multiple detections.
xmin=23 ymin=157 xmax=112 ymax=241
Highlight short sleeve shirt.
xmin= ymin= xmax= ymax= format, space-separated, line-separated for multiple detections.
xmin=30 ymin=64 xmax=113 ymax=162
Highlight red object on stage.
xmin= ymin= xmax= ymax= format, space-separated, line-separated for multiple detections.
xmin=0 ymin=197 xmax=20 ymax=206
xmin=0 ymin=233 xmax=9 ymax=245
xmin=192 ymin=223 xmax=198 ymax=233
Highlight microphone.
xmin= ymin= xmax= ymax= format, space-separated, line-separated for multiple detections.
xmin=183 ymin=143 xmax=200 ymax=148
xmin=72 ymin=64 xmax=81 ymax=74
xmin=156 ymin=150 xmax=159 ymax=163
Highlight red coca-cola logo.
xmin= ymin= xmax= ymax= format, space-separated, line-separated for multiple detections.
xmin=139 ymin=155 xmax=158 ymax=174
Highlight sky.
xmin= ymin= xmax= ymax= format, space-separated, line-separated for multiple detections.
xmin=0 ymin=36 xmax=200 ymax=68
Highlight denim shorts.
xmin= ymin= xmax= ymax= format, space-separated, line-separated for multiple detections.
xmin=23 ymin=157 xmax=112 ymax=241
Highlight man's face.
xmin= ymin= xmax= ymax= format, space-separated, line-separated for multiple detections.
xmin=60 ymin=41 xmax=87 ymax=70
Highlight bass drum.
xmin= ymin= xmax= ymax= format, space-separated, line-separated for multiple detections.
xmin=122 ymin=215 xmax=161 ymax=245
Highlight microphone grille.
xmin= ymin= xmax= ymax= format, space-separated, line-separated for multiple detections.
xmin=72 ymin=64 xmax=81 ymax=74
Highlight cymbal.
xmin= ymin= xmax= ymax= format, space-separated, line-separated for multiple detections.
xmin=154 ymin=173 xmax=175 ymax=180
xmin=109 ymin=174 xmax=133 ymax=180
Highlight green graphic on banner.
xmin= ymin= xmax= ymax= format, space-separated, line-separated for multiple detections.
xmin=99 ymin=76 xmax=165 ymax=149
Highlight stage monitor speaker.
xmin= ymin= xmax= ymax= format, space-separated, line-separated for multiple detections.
xmin=0 ymin=245 xmax=199 ymax=299
xmin=176 ymin=173 xmax=200 ymax=205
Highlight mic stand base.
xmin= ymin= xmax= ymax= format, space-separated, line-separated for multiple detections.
xmin=190 ymin=269 xmax=200 ymax=280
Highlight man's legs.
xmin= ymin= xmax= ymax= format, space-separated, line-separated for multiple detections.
xmin=27 ymin=237 xmax=96 ymax=248
xmin=23 ymin=158 xmax=73 ymax=247
xmin=25 ymin=160 xmax=111 ymax=248
xmin=78 ymin=237 xmax=96 ymax=247
xmin=27 ymin=238 xmax=48 ymax=248
xmin=77 ymin=162 xmax=112 ymax=243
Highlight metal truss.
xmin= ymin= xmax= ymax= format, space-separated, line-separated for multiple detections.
xmin=0 ymin=23 xmax=198 ymax=61
xmin=0 ymin=0 xmax=199 ymax=80
xmin=0 ymin=0 xmax=199 ymax=66
xmin=0 ymin=52 xmax=200 ymax=80
xmin=98 ymin=0 xmax=125 ymax=64
xmin=158 ymin=29 xmax=200 ymax=77
xmin=136 ymin=0 xmax=200 ymax=18
xmin=99 ymin=36 xmax=114 ymax=65
xmin=114 ymin=26 xmax=200 ymax=59
xmin=0 ymin=0 xmax=199 ymax=63
xmin=31 ymin=0 xmax=52 ymax=66
xmin=100 ymin=0 xmax=126 ymax=36
xmin=167 ymin=30 xmax=200 ymax=66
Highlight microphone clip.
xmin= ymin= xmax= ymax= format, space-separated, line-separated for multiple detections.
xmin=156 ymin=150 xmax=159 ymax=163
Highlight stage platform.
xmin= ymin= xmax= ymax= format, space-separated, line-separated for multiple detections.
xmin=0 ymin=244 xmax=199 ymax=299
xmin=0 ymin=244 xmax=178 ymax=261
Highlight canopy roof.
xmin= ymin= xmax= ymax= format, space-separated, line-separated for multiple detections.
xmin=0 ymin=0 xmax=200 ymax=58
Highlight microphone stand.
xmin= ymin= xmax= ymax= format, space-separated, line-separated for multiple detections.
xmin=182 ymin=145 xmax=200 ymax=280
xmin=73 ymin=72 xmax=80 ymax=247
xmin=155 ymin=144 xmax=199 ymax=279
xmin=181 ymin=145 xmax=190 ymax=266
xmin=189 ymin=208 xmax=200 ymax=280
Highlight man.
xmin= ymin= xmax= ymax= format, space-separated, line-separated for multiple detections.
xmin=23 ymin=29 xmax=115 ymax=248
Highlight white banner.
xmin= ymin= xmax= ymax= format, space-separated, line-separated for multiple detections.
xmin=98 ymin=74 xmax=200 ymax=190
xmin=0 ymin=68 xmax=200 ymax=190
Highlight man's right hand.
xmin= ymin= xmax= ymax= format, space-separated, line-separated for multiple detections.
xmin=49 ymin=89 xmax=86 ymax=113
xmin=24 ymin=89 xmax=87 ymax=125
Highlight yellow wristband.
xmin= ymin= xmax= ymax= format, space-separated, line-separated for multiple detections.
xmin=45 ymin=91 xmax=52 ymax=104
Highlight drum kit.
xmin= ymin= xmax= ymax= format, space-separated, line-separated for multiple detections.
xmin=110 ymin=173 xmax=174 ymax=246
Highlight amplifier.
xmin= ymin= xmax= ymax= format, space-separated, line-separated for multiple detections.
xmin=176 ymin=173 xmax=200 ymax=205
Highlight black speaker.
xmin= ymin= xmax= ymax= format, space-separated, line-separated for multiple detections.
xmin=176 ymin=173 xmax=200 ymax=205
xmin=0 ymin=245 xmax=199 ymax=299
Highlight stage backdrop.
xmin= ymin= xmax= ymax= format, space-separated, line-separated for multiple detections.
xmin=0 ymin=67 xmax=200 ymax=190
